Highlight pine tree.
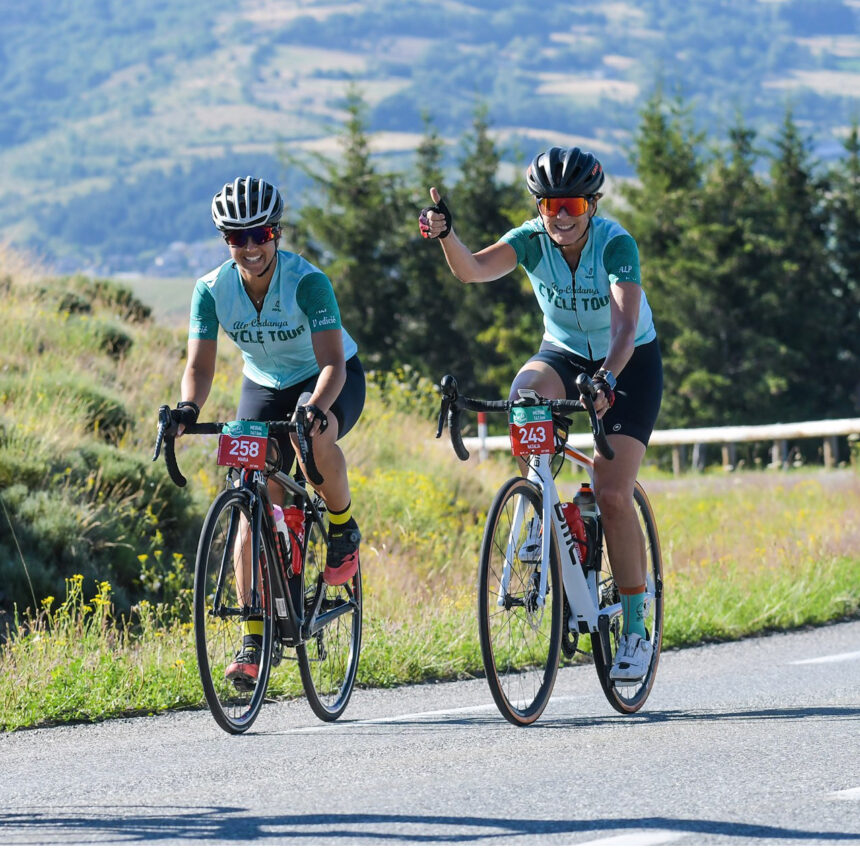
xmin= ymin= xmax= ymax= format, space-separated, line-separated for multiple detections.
xmin=662 ymin=120 xmax=789 ymax=426
xmin=397 ymin=115 xmax=474 ymax=385
xmin=450 ymin=104 xmax=537 ymax=396
xmin=620 ymin=89 xmax=705 ymax=426
xmin=765 ymin=110 xmax=838 ymax=419
xmin=826 ymin=121 xmax=860 ymax=412
xmin=295 ymin=86 xmax=407 ymax=368
xmin=623 ymin=88 xmax=703 ymax=261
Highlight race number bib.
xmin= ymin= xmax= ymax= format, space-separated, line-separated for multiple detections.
xmin=509 ymin=405 xmax=555 ymax=456
xmin=217 ymin=420 xmax=268 ymax=469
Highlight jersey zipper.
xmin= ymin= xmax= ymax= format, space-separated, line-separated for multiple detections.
xmin=561 ymin=248 xmax=592 ymax=360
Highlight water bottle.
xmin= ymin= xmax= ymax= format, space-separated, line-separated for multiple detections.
xmin=574 ymin=482 xmax=598 ymax=569
xmin=282 ymin=505 xmax=305 ymax=575
xmin=560 ymin=502 xmax=587 ymax=564
xmin=272 ymin=504 xmax=291 ymax=561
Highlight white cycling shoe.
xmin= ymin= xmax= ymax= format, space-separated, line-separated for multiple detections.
xmin=518 ymin=517 xmax=542 ymax=562
xmin=610 ymin=632 xmax=652 ymax=682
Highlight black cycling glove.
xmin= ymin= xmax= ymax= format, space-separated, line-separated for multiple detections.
xmin=419 ymin=196 xmax=453 ymax=239
xmin=164 ymin=401 xmax=199 ymax=436
xmin=293 ymin=403 xmax=329 ymax=434
xmin=590 ymin=378 xmax=616 ymax=409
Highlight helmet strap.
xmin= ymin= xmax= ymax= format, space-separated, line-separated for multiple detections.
xmin=258 ymin=231 xmax=281 ymax=277
xmin=257 ymin=250 xmax=277 ymax=279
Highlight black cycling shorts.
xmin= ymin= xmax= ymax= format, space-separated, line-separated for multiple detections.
xmin=523 ymin=339 xmax=663 ymax=446
xmin=237 ymin=354 xmax=366 ymax=469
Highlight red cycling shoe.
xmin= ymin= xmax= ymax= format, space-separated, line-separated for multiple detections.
xmin=225 ymin=645 xmax=260 ymax=690
xmin=323 ymin=519 xmax=361 ymax=585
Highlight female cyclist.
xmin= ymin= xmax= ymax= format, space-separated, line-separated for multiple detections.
xmin=166 ymin=176 xmax=365 ymax=686
xmin=419 ymin=147 xmax=663 ymax=682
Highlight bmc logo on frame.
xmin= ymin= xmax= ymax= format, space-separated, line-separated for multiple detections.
xmin=553 ymin=501 xmax=580 ymax=567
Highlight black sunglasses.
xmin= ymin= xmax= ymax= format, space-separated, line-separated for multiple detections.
xmin=223 ymin=225 xmax=279 ymax=247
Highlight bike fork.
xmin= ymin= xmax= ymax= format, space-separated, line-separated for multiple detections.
xmin=499 ymin=494 xmax=527 ymax=606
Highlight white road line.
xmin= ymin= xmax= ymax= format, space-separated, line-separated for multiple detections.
xmin=272 ymin=694 xmax=585 ymax=734
xmin=790 ymin=650 xmax=860 ymax=665
xmin=831 ymin=786 xmax=860 ymax=800
xmin=576 ymin=829 xmax=686 ymax=846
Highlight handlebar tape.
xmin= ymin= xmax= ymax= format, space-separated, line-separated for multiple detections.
xmin=448 ymin=406 xmax=470 ymax=461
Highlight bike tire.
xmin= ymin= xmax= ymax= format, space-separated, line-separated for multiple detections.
xmin=478 ymin=476 xmax=562 ymax=726
xmin=193 ymin=488 xmax=275 ymax=734
xmin=297 ymin=512 xmax=362 ymax=721
xmin=591 ymin=482 xmax=664 ymax=714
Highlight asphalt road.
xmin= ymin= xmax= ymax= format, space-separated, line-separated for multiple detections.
xmin=2 ymin=620 xmax=859 ymax=846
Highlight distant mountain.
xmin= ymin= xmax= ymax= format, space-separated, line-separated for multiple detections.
xmin=3 ymin=0 xmax=859 ymax=274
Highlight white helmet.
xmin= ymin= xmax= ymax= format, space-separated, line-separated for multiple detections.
xmin=211 ymin=176 xmax=283 ymax=230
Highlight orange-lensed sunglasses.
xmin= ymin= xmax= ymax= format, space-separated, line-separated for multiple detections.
xmin=537 ymin=197 xmax=591 ymax=218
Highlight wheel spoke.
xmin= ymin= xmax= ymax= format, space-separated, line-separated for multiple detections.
xmin=478 ymin=478 xmax=561 ymax=726
xmin=297 ymin=513 xmax=362 ymax=721
xmin=592 ymin=484 xmax=664 ymax=713
xmin=194 ymin=491 xmax=273 ymax=734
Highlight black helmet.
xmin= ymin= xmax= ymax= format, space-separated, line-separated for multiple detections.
xmin=526 ymin=147 xmax=605 ymax=198
xmin=211 ymin=176 xmax=284 ymax=230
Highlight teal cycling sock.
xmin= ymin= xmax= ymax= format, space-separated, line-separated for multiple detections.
xmin=620 ymin=587 xmax=647 ymax=639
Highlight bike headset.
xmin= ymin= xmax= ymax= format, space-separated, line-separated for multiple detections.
xmin=525 ymin=146 xmax=605 ymax=250
xmin=212 ymin=176 xmax=285 ymax=278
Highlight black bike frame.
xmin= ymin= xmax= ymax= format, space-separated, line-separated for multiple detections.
xmin=242 ymin=466 xmax=351 ymax=648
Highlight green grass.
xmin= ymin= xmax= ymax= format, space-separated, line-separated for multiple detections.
xmin=2 ymin=468 xmax=858 ymax=732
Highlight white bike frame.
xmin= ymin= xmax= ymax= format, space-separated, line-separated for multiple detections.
xmin=499 ymin=445 xmax=623 ymax=634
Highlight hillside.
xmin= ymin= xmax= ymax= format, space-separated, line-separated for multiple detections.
xmin=2 ymin=0 xmax=860 ymax=275
xmin=0 ymin=245 xmax=501 ymax=614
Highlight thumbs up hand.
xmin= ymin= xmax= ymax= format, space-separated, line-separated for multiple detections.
xmin=418 ymin=187 xmax=453 ymax=240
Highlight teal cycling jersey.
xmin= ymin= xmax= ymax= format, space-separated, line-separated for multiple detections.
xmin=500 ymin=215 xmax=656 ymax=360
xmin=189 ymin=250 xmax=358 ymax=389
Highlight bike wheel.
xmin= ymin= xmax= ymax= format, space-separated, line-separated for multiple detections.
xmin=478 ymin=476 xmax=562 ymax=726
xmin=591 ymin=482 xmax=664 ymax=714
xmin=297 ymin=510 xmax=362 ymax=721
xmin=194 ymin=489 xmax=275 ymax=734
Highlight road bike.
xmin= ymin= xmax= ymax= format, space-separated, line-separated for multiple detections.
xmin=153 ymin=410 xmax=362 ymax=734
xmin=436 ymin=374 xmax=663 ymax=726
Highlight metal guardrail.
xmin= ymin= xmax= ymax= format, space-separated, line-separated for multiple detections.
xmin=466 ymin=416 xmax=860 ymax=473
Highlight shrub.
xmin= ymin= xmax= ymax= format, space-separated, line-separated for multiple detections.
xmin=0 ymin=438 xmax=199 ymax=614
xmin=38 ymin=275 xmax=152 ymax=324
xmin=85 ymin=278 xmax=152 ymax=323
xmin=57 ymin=290 xmax=92 ymax=315
xmin=63 ymin=378 xmax=133 ymax=444
xmin=88 ymin=319 xmax=135 ymax=359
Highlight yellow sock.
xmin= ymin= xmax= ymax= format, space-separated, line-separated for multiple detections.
xmin=328 ymin=502 xmax=352 ymax=526
xmin=242 ymin=620 xmax=264 ymax=637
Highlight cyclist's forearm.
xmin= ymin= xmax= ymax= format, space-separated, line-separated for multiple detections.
xmin=180 ymin=366 xmax=213 ymax=409
xmin=308 ymin=363 xmax=345 ymax=414
xmin=440 ymin=235 xmax=518 ymax=284
xmin=601 ymin=328 xmax=635 ymax=378
xmin=603 ymin=281 xmax=640 ymax=377
xmin=439 ymin=231 xmax=486 ymax=283
xmin=180 ymin=339 xmax=217 ymax=410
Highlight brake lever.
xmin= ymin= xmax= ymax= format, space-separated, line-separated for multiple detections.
xmin=295 ymin=417 xmax=324 ymax=485
xmin=436 ymin=397 xmax=451 ymax=439
xmin=152 ymin=404 xmax=171 ymax=461
xmin=575 ymin=373 xmax=615 ymax=461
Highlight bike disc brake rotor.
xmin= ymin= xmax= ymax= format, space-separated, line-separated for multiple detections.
xmin=523 ymin=569 xmax=545 ymax=632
